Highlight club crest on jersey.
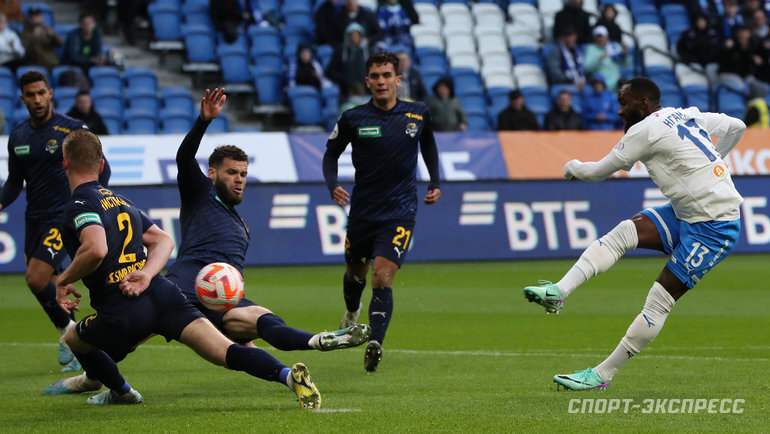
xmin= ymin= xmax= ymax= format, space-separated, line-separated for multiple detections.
xmin=405 ymin=122 xmax=418 ymax=137
xmin=713 ymin=164 xmax=727 ymax=178
xmin=45 ymin=139 xmax=58 ymax=154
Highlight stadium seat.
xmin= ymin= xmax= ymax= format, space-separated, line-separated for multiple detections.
xmin=321 ymin=85 xmax=340 ymax=112
xmin=464 ymin=105 xmax=490 ymax=131
xmin=89 ymin=66 xmax=123 ymax=92
xmin=449 ymin=53 xmax=480 ymax=72
xmin=521 ymin=87 xmax=552 ymax=116
xmin=248 ymin=25 xmax=281 ymax=48
xmin=124 ymin=108 xmax=158 ymax=134
xmin=316 ymin=44 xmax=334 ymax=69
xmin=125 ymin=88 xmax=159 ymax=117
xmin=675 ymin=64 xmax=709 ymax=88
xmin=282 ymin=2 xmax=314 ymax=29
xmin=414 ymin=2 xmax=441 ymax=31
xmin=510 ymin=46 xmax=542 ymax=67
xmin=487 ymin=86 xmax=514 ymax=117
xmin=91 ymin=87 xmax=124 ymax=118
xmin=16 ymin=65 xmax=51 ymax=85
xmin=505 ymin=24 xmax=540 ymax=49
xmin=445 ymin=33 xmax=476 ymax=59
xmin=282 ymin=26 xmax=314 ymax=63
xmin=0 ymin=92 xmax=15 ymax=126
xmin=514 ymin=64 xmax=548 ymax=89
xmin=182 ymin=0 xmax=214 ymax=28
xmin=160 ymin=109 xmax=193 ymax=134
xmin=217 ymin=44 xmax=252 ymax=84
xmin=660 ymin=88 xmax=685 ymax=108
xmin=182 ymin=24 xmax=217 ymax=63
xmin=477 ymin=34 xmax=508 ymax=58
xmin=253 ymin=64 xmax=285 ymax=104
xmin=484 ymin=73 xmax=516 ymax=90
xmin=0 ymin=67 xmax=16 ymax=92
xmin=416 ymin=46 xmax=448 ymax=73
xmin=101 ymin=112 xmax=122 ymax=135
xmin=124 ymin=67 xmax=159 ymax=93
xmin=207 ymin=115 xmax=229 ymax=133
xmin=53 ymin=86 xmax=79 ymax=112
xmin=452 ymin=67 xmax=484 ymax=94
xmin=161 ymin=87 xmax=195 ymax=117
xmin=51 ymin=65 xmax=85 ymax=88
xmin=411 ymin=25 xmax=444 ymax=49
xmin=288 ymin=85 xmax=322 ymax=125
xmin=148 ymin=1 xmax=183 ymax=41
xmin=715 ymin=85 xmax=746 ymax=119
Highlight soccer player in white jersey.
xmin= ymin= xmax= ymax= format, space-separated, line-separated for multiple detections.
xmin=523 ymin=77 xmax=745 ymax=390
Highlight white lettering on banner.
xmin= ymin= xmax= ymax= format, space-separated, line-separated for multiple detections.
xmin=316 ymin=205 xmax=347 ymax=255
xmin=0 ymin=231 xmax=16 ymax=264
xmin=418 ymin=152 xmax=475 ymax=181
xmin=270 ymin=194 xmax=309 ymax=229
xmin=564 ymin=201 xmax=596 ymax=248
xmin=504 ymin=203 xmax=538 ymax=251
xmin=531 ymin=202 xmax=562 ymax=249
xmin=723 ymin=150 xmax=770 ymax=175
xmin=459 ymin=191 xmax=498 ymax=225
xmin=504 ymin=202 xmax=598 ymax=251
xmin=148 ymin=208 xmax=180 ymax=258
xmin=741 ymin=197 xmax=770 ymax=245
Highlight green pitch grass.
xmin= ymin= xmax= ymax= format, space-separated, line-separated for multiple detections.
xmin=0 ymin=255 xmax=768 ymax=432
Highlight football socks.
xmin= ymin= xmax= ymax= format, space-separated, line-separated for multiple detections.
xmin=225 ymin=343 xmax=286 ymax=383
xmin=343 ymin=273 xmax=366 ymax=313
xmin=256 ymin=313 xmax=315 ymax=350
xmin=34 ymin=282 xmax=73 ymax=329
xmin=368 ymin=287 xmax=393 ymax=344
xmin=73 ymin=348 xmax=130 ymax=394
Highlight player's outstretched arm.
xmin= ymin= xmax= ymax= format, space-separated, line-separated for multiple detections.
xmin=56 ymin=225 xmax=108 ymax=313
xmin=200 ymin=88 xmax=226 ymax=121
xmin=120 ymin=224 xmax=173 ymax=297
xmin=331 ymin=185 xmax=350 ymax=206
xmin=564 ymin=152 xmax=626 ymax=182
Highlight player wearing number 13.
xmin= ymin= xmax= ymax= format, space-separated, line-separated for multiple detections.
xmin=523 ymin=77 xmax=745 ymax=390
xmin=323 ymin=51 xmax=441 ymax=372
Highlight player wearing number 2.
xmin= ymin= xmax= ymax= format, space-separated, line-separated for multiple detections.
xmin=523 ymin=77 xmax=745 ymax=390
xmin=323 ymin=52 xmax=441 ymax=372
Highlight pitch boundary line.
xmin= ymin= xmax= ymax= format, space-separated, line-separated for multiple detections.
xmin=3 ymin=343 xmax=767 ymax=362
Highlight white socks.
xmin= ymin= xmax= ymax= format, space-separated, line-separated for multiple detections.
xmin=557 ymin=219 xmax=638 ymax=298
xmin=308 ymin=334 xmax=321 ymax=350
xmin=593 ymin=282 xmax=676 ymax=381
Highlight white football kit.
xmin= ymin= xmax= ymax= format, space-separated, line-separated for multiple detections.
xmin=564 ymin=106 xmax=744 ymax=222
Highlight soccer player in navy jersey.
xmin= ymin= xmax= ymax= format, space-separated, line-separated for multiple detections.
xmin=165 ymin=88 xmax=370 ymax=352
xmin=323 ymin=51 xmax=441 ymax=372
xmin=0 ymin=71 xmax=110 ymax=371
xmin=42 ymin=130 xmax=322 ymax=408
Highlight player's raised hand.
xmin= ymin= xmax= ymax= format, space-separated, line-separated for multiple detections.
xmin=56 ymin=282 xmax=81 ymax=314
xmin=424 ymin=187 xmax=441 ymax=204
xmin=119 ymin=269 xmax=152 ymax=297
xmin=332 ymin=185 xmax=350 ymax=207
xmin=200 ymin=88 xmax=226 ymax=121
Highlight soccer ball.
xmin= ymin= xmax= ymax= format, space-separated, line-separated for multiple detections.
xmin=195 ymin=262 xmax=245 ymax=311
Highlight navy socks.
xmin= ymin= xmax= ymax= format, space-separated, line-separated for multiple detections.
xmin=256 ymin=313 xmax=314 ymax=351
xmin=225 ymin=344 xmax=287 ymax=383
xmin=33 ymin=281 xmax=73 ymax=329
xmin=368 ymin=287 xmax=393 ymax=344
xmin=343 ymin=273 xmax=366 ymax=312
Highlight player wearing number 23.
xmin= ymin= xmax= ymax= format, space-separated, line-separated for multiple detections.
xmin=523 ymin=77 xmax=745 ymax=390
xmin=323 ymin=51 xmax=441 ymax=372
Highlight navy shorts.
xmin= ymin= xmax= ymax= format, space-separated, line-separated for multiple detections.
xmin=75 ymin=275 xmax=204 ymax=362
xmin=345 ymin=218 xmax=416 ymax=267
xmin=166 ymin=260 xmax=256 ymax=331
xmin=25 ymin=217 xmax=67 ymax=271
xmin=641 ymin=204 xmax=741 ymax=289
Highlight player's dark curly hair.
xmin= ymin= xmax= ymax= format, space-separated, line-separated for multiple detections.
xmin=209 ymin=145 xmax=248 ymax=168
xmin=19 ymin=70 xmax=50 ymax=90
xmin=626 ymin=77 xmax=661 ymax=105
xmin=366 ymin=51 xmax=399 ymax=73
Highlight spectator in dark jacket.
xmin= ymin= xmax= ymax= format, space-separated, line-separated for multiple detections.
xmin=67 ymin=90 xmax=109 ymax=135
xmin=20 ymin=7 xmax=62 ymax=68
xmin=62 ymin=12 xmax=104 ymax=72
xmin=426 ymin=77 xmax=467 ymax=131
xmin=288 ymin=44 xmax=332 ymax=90
xmin=396 ymin=50 xmax=426 ymax=101
xmin=545 ymin=90 xmax=583 ymax=130
xmin=553 ymin=0 xmax=592 ymax=44
xmin=717 ymin=24 xmax=764 ymax=89
xmin=595 ymin=4 xmax=623 ymax=44
xmin=677 ymin=12 xmax=722 ymax=67
xmin=326 ymin=22 xmax=369 ymax=95
xmin=334 ymin=0 xmax=382 ymax=49
xmin=497 ymin=89 xmax=540 ymax=131
xmin=315 ymin=0 xmax=343 ymax=46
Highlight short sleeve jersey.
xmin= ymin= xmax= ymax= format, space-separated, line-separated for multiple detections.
xmin=2 ymin=113 xmax=87 ymax=219
xmin=611 ymin=106 xmax=743 ymax=223
xmin=325 ymin=99 xmax=436 ymax=221
xmin=61 ymin=181 xmax=154 ymax=311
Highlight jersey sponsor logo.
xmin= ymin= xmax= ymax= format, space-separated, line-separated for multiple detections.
xmin=73 ymin=212 xmax=102 ymax=229
xmin=13 ymin=145 xmax=30 ymax=155
xmin=357 ymin=126 xmax=382 ymax=138
xmin=45 ymin=139 xmax=58 ymax=154
xmin=53 ymin=125 xmax=71 ymax=133
xmin=405 ymin=112 xmax=423 ymax=121
xmin=713 ymin=164 xmax=726 ymax=178
xmin=106 ymin=259 xmax=147 ymax=284
xmin=405 ymin=122 xmax=418 ymax=137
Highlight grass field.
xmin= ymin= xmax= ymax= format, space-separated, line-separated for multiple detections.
xmin=0 ymin=255 xmax=768 ymax=432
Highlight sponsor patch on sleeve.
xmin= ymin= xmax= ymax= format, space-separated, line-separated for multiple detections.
xmin=73 ymin=212 xmax=102 ymax=230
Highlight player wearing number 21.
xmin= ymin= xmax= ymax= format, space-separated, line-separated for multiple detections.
xmin=323 ymin=51 xmax=441 ymax=372
xmin=524 ymin=77 xmax=746 ymax=390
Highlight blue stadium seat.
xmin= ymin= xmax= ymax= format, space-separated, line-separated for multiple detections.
xmin=248 ymin=25 xmax=281 ymax=47
xmin=148 ymin=2 xmax=183 ymax=41
xmin=288 ymin=85 xmax=322 ymax=125
xmin=451 ymin=68 xmax=483 ymax=96
xmin=217 ymin=44 xmax=252 ymax=84
xmin=416 ymin=47 xmax=448 ymax=73
xmin=124 ymin=108 xmax=158 ymax=134
xmin=631 ymin=5 xmax=661 ymax=26
xmin=510 ymin=46 xmax=542 ymax=67
xmin=16 ymin=66 xmax=51 ymax=86
xmin=682 ymin=85 xmax=710 ymax=111
xmin=22 ymin=2 xmax=55 ymax=26
xmin=0 ymin=93 xmax=15 ymax=127
xmin=160 ymin=109 xmax=193 ymax=134
xmin=321 ymin=85 xmax=340 ymax=111
xmin=465 ymin=105 xmax=490 ymax=132
xmin=53 ymin=86 xmax=80 ymax=112
xmin=487 ymin=86 xmax=512 ymax=120
xmin=52 ymin=66 xmax=85 ymax=88
xmin=459 ymin=93 xmax=488 ymax=113
xmin=316 ymin=44 xmax=334 ymax=69
xmin=101 ymin=112 xmax=121 ymax=135
xmin=421 ymin=71 xmax=444 ymax=97
xmin=161 ymin=87 xmax=195 ymax=117
xmin=645 ymin=66 xmax=678 ymax=92
xmin=282 ymin=26 xmax=314 ymax=63
xmin=0 ymin=67 xmax=16 ymax=93
xmin=182 ymin=24 xmax=217 ymax=62
xmin=520 ymin=87 xmax=552 ymax=116
xmin=660 ymin=88 xmax=685 ymax=108
xmin=89 ymin=66 xmax=123 ymax=92
xmin=125 ymin=88 xmax=159 ymax=117
xmin=182 ymin=0 xmax=213 ymax=28
xmin=715 ymin=85 xmax=746 ymax=119
xmin=208 ymin=115 xmax=230 ymax=133
xmin=91 ymin=87 xmax=124 ymax=118
xmin=253 ymin=64 xmax=285 ymax=104
xmin=282 ymin=2 xmax=314 ymax=29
